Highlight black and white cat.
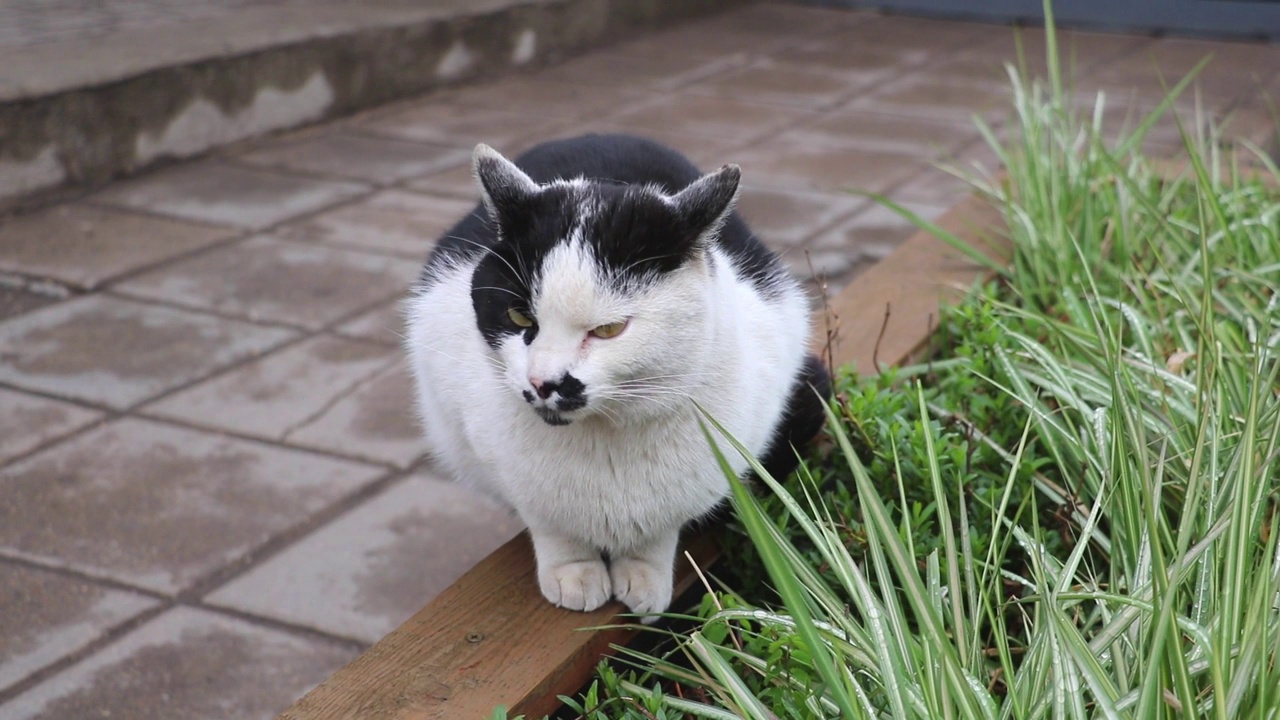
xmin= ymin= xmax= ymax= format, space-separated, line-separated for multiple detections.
xmin=405 ymin=134 xmax=829 ymax=618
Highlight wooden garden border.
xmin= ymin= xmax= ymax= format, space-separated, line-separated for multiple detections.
xmin=278 ymin=192 xmax=1013 ymax=720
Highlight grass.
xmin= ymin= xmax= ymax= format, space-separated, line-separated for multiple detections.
xmin=501 ymin=3 xmax=1280 ymax=717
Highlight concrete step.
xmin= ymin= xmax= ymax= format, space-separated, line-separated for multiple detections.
xmin=0 ymin=0 xmax=745 ymax=211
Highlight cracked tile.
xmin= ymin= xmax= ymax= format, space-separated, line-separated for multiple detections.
xmin=207 ymin=472 xmax=520 ymax=643
xmin=0 ymin=295 xmax=296 ymax=409
xmin=0 ymin=204 xmax=234 ymax=290
xmin=0 ymin=561 xmax=157 ymax=691
xmin=2 ymin=607 xmax=356 ymax=720
xmin=93 ymin=162 xmax=369 ymax=230
xmin=114 ymin=236 xmax=420 ymax=330
xmin=0 ymin=417 xmax=383 ymax=593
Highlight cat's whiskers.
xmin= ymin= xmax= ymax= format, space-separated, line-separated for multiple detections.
xmin=441 ymin=234 xmax=532 ymax=290
xmin=407 ymin=338 xmax=506 ymax=377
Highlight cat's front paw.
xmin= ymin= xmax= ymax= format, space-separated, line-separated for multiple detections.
xmin=539 ymin=559 xmax=612 ymax=612
xmin=610 ymin=557 xmax=673 ymax=620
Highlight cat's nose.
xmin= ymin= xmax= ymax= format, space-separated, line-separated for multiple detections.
xmin=529 ymin=377 xmax=555 ymax=400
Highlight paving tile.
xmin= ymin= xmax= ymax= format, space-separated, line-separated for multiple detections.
xmin=0 ymin=561 xmax=157 ymax=691
xmin=1083 ymin=37 xmax=1280 ymax=109
xmin=402 ymin=161 xmax=480 ymax=200
xmin=736 ymin=186 xmax=867 ymax=250
xmin=537 ymin=47 xmax=749 ymax=93
xmin=281 ymin=360 xmax=423 ymax=468
xmin=608 ymin=93 xmax=814 ymax=142
xmin=0 ymin=204 xmax=235 ymax=290
xmin=235 ymin=132 xmax=471 ymax=185
xmin=779 ymin=109 xmax=981 ymax=159
xmin=834 ymin=14 xmax=995 ymax=54
xmin=0 ymin=295 xmax=295 ymax=408
xmin=274 ymin=188 xmax=473 ymax=258
xmin=850 ymin=72 xmax=1012 ymax=123
xmin=93 ymin=162 xmax=369 ymax=230
xmin=0 ymin=281 xmax=60 ymax=321
xmin=1 ymin=607 xmax=356 ymax=720
xmin=359 ymin=102 xmax=568 ymax=154
xmin=444 ymin=77 xmax=658 ymax=119
xmin=0 ymin=417 xmax=383 ymax=593
xmin=207 ymin=472 xmax=521 ymax=643
xmin=144 ymin=336 xmax=423 ymax=468
xmin=946 ymin=28 xmax=1151 ymax=85
xmin=807 ymin=201 xmax=950 ymax=262
xmin=728 ymin=139 xmax=925 ymax=195
xmin=114 ymin=236 xmax=421 ymax=330
xmin=332 ymin=298 xmax=407 ymax=346
xmin=0 ymin=388 xmax=102 ymax=464
xmin=554 ymin=125 xmax=747 ymax=169
xmin=774 ymin=33 xmax=933 ymax=73
xmin=681 ymin=57 xmax=884 ymax=109
xmin=890 ymin=165 xmax=980 ymax=207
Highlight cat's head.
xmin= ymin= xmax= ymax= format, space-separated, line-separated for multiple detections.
xmin=468 ymin=143 xmax=740 ymax=426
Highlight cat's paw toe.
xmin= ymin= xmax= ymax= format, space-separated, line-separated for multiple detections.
xmin=610 ymin=558 xmax=672 ymax=621
xmin=539 ymin=560 xmax=612 ymax=612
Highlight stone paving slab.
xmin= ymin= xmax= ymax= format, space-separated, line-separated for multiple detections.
xmin=235 ymin=132 xmax=472 ymax=186
xmin=113 ymin=235 xmax=420 ymax=330
xmin=0 ymin=417 xmax=385 ymax=594
xmin=207 ymin=472 xmax=520 ymax=644
xmin=273 ymin=188 xmax=472 ymax=258
xmin=143 ymin=336 xmax=423 ymax=468
xmin=92 ymin=162 xmax=370 ymax=231
xmin=331 ymin=299 xmax=407 ymax=346
xmin=0 ymin=295 xmax=297 ymax=409
xmin=1 ymin=606 xmax=357 ymax=720
xmin=0 ymin=388 xmax=103 ymax=465
xmin=0 ymin=204 xmax=236 ymax=291
xmin=0 ymin=561 xmax=158 ymax=692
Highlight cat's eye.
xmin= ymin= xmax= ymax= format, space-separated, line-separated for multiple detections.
xmin=589 ymin=320 xmax=628 ymax=339
xmin=507 ymin=307 xmax=534 ymax=328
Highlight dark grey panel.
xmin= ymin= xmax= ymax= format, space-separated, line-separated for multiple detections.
xmin=799 ymin=0 xmax=1280 ymax=41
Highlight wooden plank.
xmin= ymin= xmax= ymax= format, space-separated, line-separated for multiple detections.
xmin=279 ymin=533 xmax=719 ymax=720
xmin=279 ymin=191 xmax=1011 ymax=720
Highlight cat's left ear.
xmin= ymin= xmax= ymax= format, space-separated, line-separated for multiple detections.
xmin=671 ymin=164 xmax=741 ymax=246
xmin=473 ymin=144 xmax=540 ymax=226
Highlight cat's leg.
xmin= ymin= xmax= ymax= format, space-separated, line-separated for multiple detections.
xmin=529 ymin=526 xmax=612 ymax=612
xmin=609 ymin=528 xmax=679 ymax=619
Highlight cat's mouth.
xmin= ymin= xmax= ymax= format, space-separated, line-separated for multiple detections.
xmin=534 ymin=406 xmax=573 ymax=426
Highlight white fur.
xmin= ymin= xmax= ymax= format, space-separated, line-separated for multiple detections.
xmin=405 ymin=185 xmax=810 ymax=618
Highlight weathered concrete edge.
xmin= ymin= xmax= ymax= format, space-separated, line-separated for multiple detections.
xmin=0 ymin=0 xmax=749 ymax=212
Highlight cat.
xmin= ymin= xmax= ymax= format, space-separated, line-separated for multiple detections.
xmin=405 ymin=134 xmax=830 ymax=618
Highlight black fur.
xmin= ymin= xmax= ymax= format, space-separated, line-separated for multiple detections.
xmin=758 ymin=355 xmax=832 ymax=481
xmin=422 ymin=134 xmax=789 ymax=351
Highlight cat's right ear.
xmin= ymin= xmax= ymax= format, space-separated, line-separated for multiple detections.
xmin=473 ymin=144 xmax=540 ymax=227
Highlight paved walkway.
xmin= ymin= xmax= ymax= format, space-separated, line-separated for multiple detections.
xmin=0 ymin=3 xmax=1276 ymax=718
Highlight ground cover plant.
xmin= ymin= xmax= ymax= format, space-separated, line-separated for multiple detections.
xmin=498 ymin=7 xmax=1280 ymax=718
